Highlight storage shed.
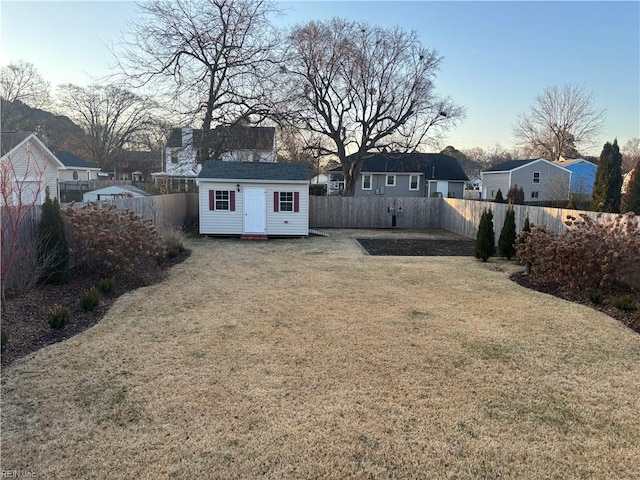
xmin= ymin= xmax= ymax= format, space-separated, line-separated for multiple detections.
xmin=197 ymin=161 xmax=311 ymax=238
xmin=82 ymin=185 xmax=151 ymax=202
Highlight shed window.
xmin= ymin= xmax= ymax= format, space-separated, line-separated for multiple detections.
xmin=409 ymin=175 xmax=420 ymax=191
xmin=208 ymin=190 xmax=235 ymax=211
xmin=274 ymin=191 xmax=300 ymax=212
xmin=533 ymin=172 xmax=540 ymax=184
xmin=362 ymin=174 xmax=372 ymax=190
xmin=386 ymin=175 xmax=396 ymax=186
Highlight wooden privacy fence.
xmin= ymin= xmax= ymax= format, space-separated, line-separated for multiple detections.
xmin=310 ymin=196 xmax=622 ymax=240
xmin=1 ymin=193 xmax=198 ymax=245
xmin=309 ymin=196 xmax=441 ymax=229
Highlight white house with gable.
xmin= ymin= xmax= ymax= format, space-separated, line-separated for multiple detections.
xmin=153 ymin=125 xmax=277 ymax=191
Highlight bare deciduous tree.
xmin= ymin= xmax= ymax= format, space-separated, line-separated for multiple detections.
xmin=0 ymin=60 xmax=51 ymax=128
xmin=280 ymin=18 xmax=465 ymax=196
xmin=513 ymin=84 xmax=604 ymax=161
xmin=621 ymin=137 xmax=640 ymax=174
xmin=117 ymin=0 xmax=281 ymax=163
xmin=57 ymin=84 xmax=157 ymax=169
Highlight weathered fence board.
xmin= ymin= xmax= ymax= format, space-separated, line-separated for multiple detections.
xmin=309 ymin=196 xmax=440 ymax=229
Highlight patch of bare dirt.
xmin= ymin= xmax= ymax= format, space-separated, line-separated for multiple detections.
xmin=1 ymin=250 xmax=191 ymax=365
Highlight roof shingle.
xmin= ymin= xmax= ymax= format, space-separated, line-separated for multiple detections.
xmin=198 ymin=161 xmax=310 ymax=181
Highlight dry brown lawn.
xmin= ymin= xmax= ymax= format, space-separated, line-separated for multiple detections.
xmin=2 ymin=229 xmax=639 ymax=479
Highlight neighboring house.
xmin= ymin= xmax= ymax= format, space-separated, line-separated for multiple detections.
xmin=153 ymin=125 xmax=277 ymax=191
xmin=311 ymin=173 xmax=330 ymax=185
xmin=328 ymin=152 xmax=468 ymax=198
xmin=55 ymin=151 xmax=101 ymax=182
xmin=553 ymin=157 xmax=597 ymax=197
xmin=196 ymin=161 xmax=310 ymax=238
xmin=1 ymin=131 xmax=63 ymax=204
xmin=481 ymin=158 xmax=571 ymax=203
xmin=82 ymin=184 xmax=152 ymax=202
xmin=55 ymin=150 xmax=103 ymax=203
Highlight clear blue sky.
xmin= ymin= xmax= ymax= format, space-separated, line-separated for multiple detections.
xmin=2 ymin=0 xmax=639 ymax=154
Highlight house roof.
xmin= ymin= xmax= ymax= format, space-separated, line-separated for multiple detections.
xmin=167 ymin=126 xmax=276 ymax=151
xmin=87 ymin=184 xmax=151 ymax=196
xmin=330 ymin=152 xmax=469 ymax=181
xmin=1 ymin=131 xmax=64 ymax=167
xmin=198 ymin=161 xmax=310 ymax=182
xmin=54 ymin=150 xmax=100 ymax=169
xmin=484 ymin=158 xmax=571 ymax=174
xmin=553 ymin=158 xmax=596 ymax=167
xmin=483 ymin=159 xmax=539 ymax=172
xmin=1 ymin=131 xmax=32 ymax=156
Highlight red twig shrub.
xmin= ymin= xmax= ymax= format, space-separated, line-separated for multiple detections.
xmin=515 ymin=212 xmax=640 ymax=293
xmin=62 ymin=203 xmax=163 ymax=283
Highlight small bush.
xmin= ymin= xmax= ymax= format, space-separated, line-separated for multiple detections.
xmin=38 ymin=187 xmax=70 ymax=285
xmin=98 ymin=277 xmax=116 ymax=294
xmin=62 ymin=203 xmax=162 ymax=284
xmin=494 ymin=189 xmax=505 ymax=203
xmin=48 ymin=304 xmax=71 ymax=329
xmin=475 ymin=209 xmax=496 ymax=262
xmin=80 ymin=287 xmax=101 ymax=311
xmin=613 ymin=296 xmax=637 ymax=311
xmin=1 ymin=329 xmax=8 ymax=352
xmin=515 ymin=212 xmax=640 ymax=293
xmin=586 ymin=291 xmax=604 ymax=305
xmin=498 ymin=205 xmax=517 ymax=260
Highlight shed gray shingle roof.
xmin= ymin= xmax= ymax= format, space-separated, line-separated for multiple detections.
xmin=198 ymin=161 xmax=310 ymax=181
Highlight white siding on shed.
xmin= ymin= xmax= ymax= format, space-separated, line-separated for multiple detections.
xmin=199 ymin=181 xmax=309 ymax=236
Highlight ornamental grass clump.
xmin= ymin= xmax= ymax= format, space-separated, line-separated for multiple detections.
xmin=98 ymin=277 xmax=116 ymax=295
xmin=48 ymin=304 xmax=71 ymax=329
xmin=161 ymin=227 xmax=186 ymax=259
xmin=80 ymin=287 xmax=101 ymax=312
xmin=515 ymin=212 xmax=640 ymax=294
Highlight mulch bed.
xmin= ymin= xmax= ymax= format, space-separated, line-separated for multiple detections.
xmin=357 ymin=238 xmax=475 ymax=256
xmin=1 ymin=250 xmax=191 ymax=365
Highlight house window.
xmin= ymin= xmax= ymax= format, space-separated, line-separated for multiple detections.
xmin=362 ymin=174 xmax=372 ymax=190
xmin=274 ymin=191 xmax=299 ymax=212
xmin=279 ymin=191 xmax=294 ymax=212
xmin=409 ymin=175 xmax=419 ymax=191
xmin=215 ymin=190 xmax=230 ymax=210
xmin=208 ymin=190 xmax=235 ymax=211
xmin=533 ymin=172 xmax=540 ymax=184
xmin=72 ymin=170 xmax=79 ymax=180
xmin=171 ymin=151 xmax=178 ymax=164
xmin=531 ymin=191 xmax=539 ymax=199
xmin=386 ymin=175 xmax=396 ymax=187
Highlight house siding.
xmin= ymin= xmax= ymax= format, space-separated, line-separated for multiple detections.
xmin=199 ymin=181 xmax=308 ymax=236
xmin=58 ymin=169 xmax=100 ymax=182
xmin=482 ymin=160 xmax=571 ymax=202
xmin=1 ymin=138 xmax=60 ymax=204
xmin=481 ymin=172 xmax=510 ymax=200
xmin=356 ymin=173 xmax=425 ymax=197
xmin=510 ymin=162 xmax=570 ymax=202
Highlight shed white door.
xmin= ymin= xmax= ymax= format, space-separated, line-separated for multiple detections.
xmin=243 ymin=187 xmax=266 ymax=233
